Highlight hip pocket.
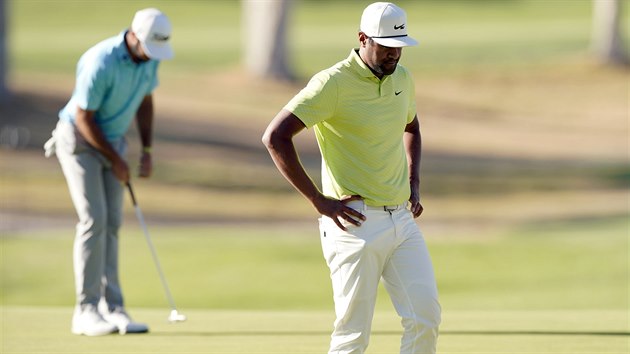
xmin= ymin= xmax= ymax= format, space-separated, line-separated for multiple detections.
xmin=54 ymin=121 xmax=89 ymax=155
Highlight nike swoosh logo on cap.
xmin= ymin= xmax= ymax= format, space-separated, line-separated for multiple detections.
xmin=151 ymin=33 xmax=170 ymax=41
xmin=394 ymin=24 xmax=405 ymax=30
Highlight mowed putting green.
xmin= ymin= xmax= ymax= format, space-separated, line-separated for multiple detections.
xmin=1 ymin=220 xmax=628 ymax=353
xmin=1 ymin=307 xmax=627 ymax=353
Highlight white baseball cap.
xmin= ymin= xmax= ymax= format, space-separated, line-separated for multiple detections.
xmin=131 ymin=8 xmax=174 ymax=60
xmin=360 ymin=2 xmax=418 ymax=48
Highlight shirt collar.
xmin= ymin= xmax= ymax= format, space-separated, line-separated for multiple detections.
xmin=117 ymin=30 xmax=153 ymax=65
xmin=348 ymin=49 xmax=378 ymax=79
xmin=116 ymin=30 xmax=133 ymax=63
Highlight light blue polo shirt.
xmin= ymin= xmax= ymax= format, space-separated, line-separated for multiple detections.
xmin=59 ymin=31 xmax=159 ymax=142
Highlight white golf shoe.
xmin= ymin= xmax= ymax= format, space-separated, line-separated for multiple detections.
xmin=103 ymin=309 xmax=149 ymax=334
xmin=71 ymin=306 xmax=117 ymax=336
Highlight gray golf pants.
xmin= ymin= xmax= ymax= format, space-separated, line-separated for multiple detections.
xmin=51 ymin=121 xmax=127 ymax=313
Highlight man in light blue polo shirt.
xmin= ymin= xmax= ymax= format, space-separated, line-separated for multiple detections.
xmin=45 ymin=8 xmax=173 ymax=336
xmin=263 ymin=2 xmax=440 ymax=353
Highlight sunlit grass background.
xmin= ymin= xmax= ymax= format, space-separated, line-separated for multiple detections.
xmin=8 ymin=0 xmax=613 ymax=76
xmin=1 ymin=0 xmax=628 ymax=353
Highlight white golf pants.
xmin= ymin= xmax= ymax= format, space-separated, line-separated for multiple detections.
xmin=319 ymin=200 xmax=441 ymax=354
xmin=50 ymin=121 xmax=127 ymax=313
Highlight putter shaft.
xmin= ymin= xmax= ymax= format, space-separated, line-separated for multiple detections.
xmin=127 ymin=182 xmax=184 ymax=320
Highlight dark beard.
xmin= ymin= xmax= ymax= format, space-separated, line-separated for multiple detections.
xmin=377 ymin=63 xmax=397 ymax=77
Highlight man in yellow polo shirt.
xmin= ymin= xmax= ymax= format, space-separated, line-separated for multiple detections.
xmin=262 ymin=2 xmax=440 ymax=353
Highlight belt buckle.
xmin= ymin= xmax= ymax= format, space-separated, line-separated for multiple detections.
xmin=383 ymin=205 xmax=398 ymax=212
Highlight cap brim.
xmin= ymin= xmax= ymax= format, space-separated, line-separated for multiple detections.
xmin=142 ymin=41 xmax=174 ymax=61
xmin=372 ymin=36 xmax=418 ymax=48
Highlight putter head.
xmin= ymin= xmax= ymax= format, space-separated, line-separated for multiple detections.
xmin=168 ymin=309 xmax=187 ymax=323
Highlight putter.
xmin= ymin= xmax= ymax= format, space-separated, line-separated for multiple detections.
xmin=126 ymin=182 xmax=187 ymax=323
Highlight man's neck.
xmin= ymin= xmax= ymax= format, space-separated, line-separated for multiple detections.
xmin=357 ymin=48 xmax=384 ymax=80
xmin=124 ymin=31 xmax=145 ymax=64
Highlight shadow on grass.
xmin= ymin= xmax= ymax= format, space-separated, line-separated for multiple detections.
xmin=151 ymin=330 xmax=630 ymax=337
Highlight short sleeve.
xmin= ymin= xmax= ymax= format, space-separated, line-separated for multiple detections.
xmin=284 ymin=71 xmax=337 ymax=128
xmin=74 ymin=57 xmax=110 ymax=111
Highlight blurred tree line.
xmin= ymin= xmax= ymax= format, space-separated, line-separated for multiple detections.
xmin=243 ymin=0 xmax=628 ymax=81
xmin=0 ymin=0 xmax=627 ymax=101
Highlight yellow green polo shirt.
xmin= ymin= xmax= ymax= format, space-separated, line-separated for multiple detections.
xmin=285 ymin=49 xmax=417 ymax=206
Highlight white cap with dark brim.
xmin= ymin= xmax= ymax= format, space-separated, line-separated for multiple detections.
xmin=132 ymin=8 xmax=174 ymax=61
xmin=360 ymin=2 xmax=418 ymax=48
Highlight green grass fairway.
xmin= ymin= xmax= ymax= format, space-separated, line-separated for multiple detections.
xmin=2 ymin=220 xmax=628 ymax=353
xmin=1 ymin=307 xmax=627 ymax=353
xmin=2 ymin=219 xmax=627 ymax=311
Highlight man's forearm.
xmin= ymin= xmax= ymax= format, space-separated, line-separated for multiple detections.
xmin=262 ymin=111 xmax=326 ymax=207
xmin=136 ymin=95 xmax=154 ymax=149
xmin=75 ymin=107 xmax=120 ymax=163
xmin=404 ymin=117 xmax=422 ymax=189
xmin=265 ymin=135 xmax=323 ymax=205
